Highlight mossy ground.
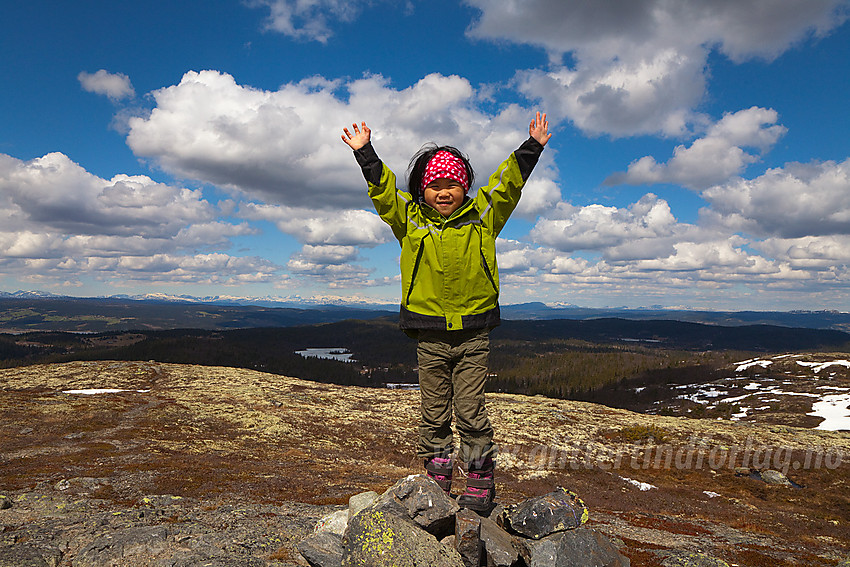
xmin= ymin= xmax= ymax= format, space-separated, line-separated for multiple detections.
xmin=1 ymin=360 xmax=848 ymax=565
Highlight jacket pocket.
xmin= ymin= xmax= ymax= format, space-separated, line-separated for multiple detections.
xmin=404 ymin=235 xmax=427 ymax=307
xmin=480 ymin=250 xmax=498 ymax=294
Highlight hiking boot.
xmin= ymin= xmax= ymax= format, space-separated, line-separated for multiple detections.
xmin=424 ymin=454 xmax=453 ymax=496
xmin=458 ymin=457 xmax=495 ymax=514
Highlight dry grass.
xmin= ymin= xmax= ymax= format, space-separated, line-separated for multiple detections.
xmin=2 ymin=360 xmax=849 ymax=566
xmin=611 ymin=424 xmax=670 ymax=444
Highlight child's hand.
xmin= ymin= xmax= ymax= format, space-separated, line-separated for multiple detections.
xmin=529 ymin=112 xmax=552 ymax=146
xmin=341 ymin=121 xmax=371 ymax=150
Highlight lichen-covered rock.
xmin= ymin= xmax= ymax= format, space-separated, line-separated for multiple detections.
xmin=479 ymin=516 xmax=521 ymax=567
xmin=757 ymin=469 xmax=792 ymax=487
xmin=342 ymin=507 xmax=464 ymax=567
xmin=455 ymin=508 xmax=482 ymax=567
xmin=659 ymin=550 xmax=730 ymax=566
xmin=137 ymin=494 xmax=185 ymax=508
xmin=370 ymin=474 xmax=459 ymax=538
xmin=503 ymin=487 xmax=588 ymax=540
xmin=519 ymin=527 xmax=629 ymax=567
xmin=298 ymin=532 xmax=344 ymax=567
xmin=0 ymin=495 xmax=12 ymax=510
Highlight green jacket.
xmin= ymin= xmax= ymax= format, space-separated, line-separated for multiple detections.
xmin=354 ymin=138 xmax=544 ymax=332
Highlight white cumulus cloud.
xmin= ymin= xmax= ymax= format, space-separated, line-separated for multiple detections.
xmin=286 ymin=249 xmax=379 ymax=288
xmin=756 ymin=235 xmax=850 ymax=269
xmin=607 ymin=107 xmax=787 ymax=189
xmin=515 ymin=47 xmax=707 ymax=137
xmin=0 ymin=152 xmax=269 ymax=286
xmin=78 ymin=69 xmax=135 ymax=101
xmin=0 ymin=152 xmax=216 ymax=238
xmin=248 ymin=0 xmax=363 ymax=43
xmin=702 ymin=158 xmax=850 ymax=238
xmin=124 ymin=70 xmax=560 ymax=216
xmin=529 ymin=193 xmax=679 ymax=253
xmin=294 ymin=244 xmax=361 ymax=265
xmin=240 ymin=203 xmax=391 ymax=246
xmin=466 ymin=0 xmax=848 ymax=136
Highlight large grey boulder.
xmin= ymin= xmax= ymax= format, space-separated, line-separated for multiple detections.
xmin=298 ymin=532 xmax=344 ymax=567
xmin=479 ymin=516 xmax=522 ymax=567
xmin=369 ymin=474 xmax=459 ymax=538
xmin=519 ymin=528 xmax=630 ymax=567
xmin=342 ymin=506 xmax=465 ymax=567
xmin=503 ymin=487 xmax=589 ymax=540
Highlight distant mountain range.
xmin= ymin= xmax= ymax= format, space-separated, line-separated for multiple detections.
xmin=0 ymin=290 xmax=394 ymax=309
xmin=500 ymin=301 xmax=850 ymax=331
xmin=1 ymin=290 xmax=849 ymax=332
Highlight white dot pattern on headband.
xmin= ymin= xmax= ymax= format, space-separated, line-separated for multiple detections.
xmin=422 ymin=151 xmax=469 ymax=193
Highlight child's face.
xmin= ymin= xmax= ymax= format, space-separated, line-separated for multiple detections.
xmin=423 ymin=178 xmax=465 ymax=217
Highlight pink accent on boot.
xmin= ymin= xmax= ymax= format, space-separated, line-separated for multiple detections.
xmin=458 ymin=460 xmax=496 ymax=514
xmin=424 ymin=456 xmax=453 ymax=496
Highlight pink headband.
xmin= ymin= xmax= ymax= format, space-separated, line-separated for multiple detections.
xmin=421 ymin=151 xmax=469 ymax=194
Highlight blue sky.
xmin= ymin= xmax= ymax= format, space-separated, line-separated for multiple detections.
xmin=2 ymin=0 xmax=850 ymax=310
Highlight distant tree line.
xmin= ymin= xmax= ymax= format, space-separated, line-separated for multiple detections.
xmin=2 ymin=318 xmax=848 ymax=408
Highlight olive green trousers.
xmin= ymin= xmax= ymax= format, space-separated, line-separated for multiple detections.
xmin=416 ymin=327 xmax=497 ymax=464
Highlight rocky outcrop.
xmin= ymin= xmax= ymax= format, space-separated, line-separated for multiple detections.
xmin=73 ymin=525 xmax=171 ymax=566
xmin=501 ymin=488 xmax=589 ymax=540
xmin=342 ymin=505 xmax=465 ymax=567
xmin=518 ymin=528 xmax=629 ymax=567
xmin=368 ymin=474 xmax=459 ymax=537
xmin=0 ymin=488 xmax=337 ymax=566
xmin=297 ymin=475 xmax=629 ymax=567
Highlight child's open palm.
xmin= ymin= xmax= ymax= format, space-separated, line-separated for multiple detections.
xmin=342 ymin=122 xmax=371 ymax=150
xmin=529 ymin=112 xmax=552 ymax=146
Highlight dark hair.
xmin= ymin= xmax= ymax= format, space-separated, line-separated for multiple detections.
xmin=406 ymin=144 xmax=475 ymax=202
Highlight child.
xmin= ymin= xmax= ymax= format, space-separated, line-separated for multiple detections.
xmin=342 ymin=113 xmax=551 ymax=513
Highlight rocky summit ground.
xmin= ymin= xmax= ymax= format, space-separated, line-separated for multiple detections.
xmin=2 ymin=360 xmax=850 ymax=566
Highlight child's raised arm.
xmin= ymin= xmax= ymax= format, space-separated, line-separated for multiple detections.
xmin=341 ymin=121 xmax=371 ymax=150
xmin=529 ymin=112 xmax=552 ymax=146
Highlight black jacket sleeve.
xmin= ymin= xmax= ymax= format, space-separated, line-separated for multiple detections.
xmin=513 ymin=137 xmax=545 ymax=181
xmin=353 ymin=142 xmax=383 ymax=186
